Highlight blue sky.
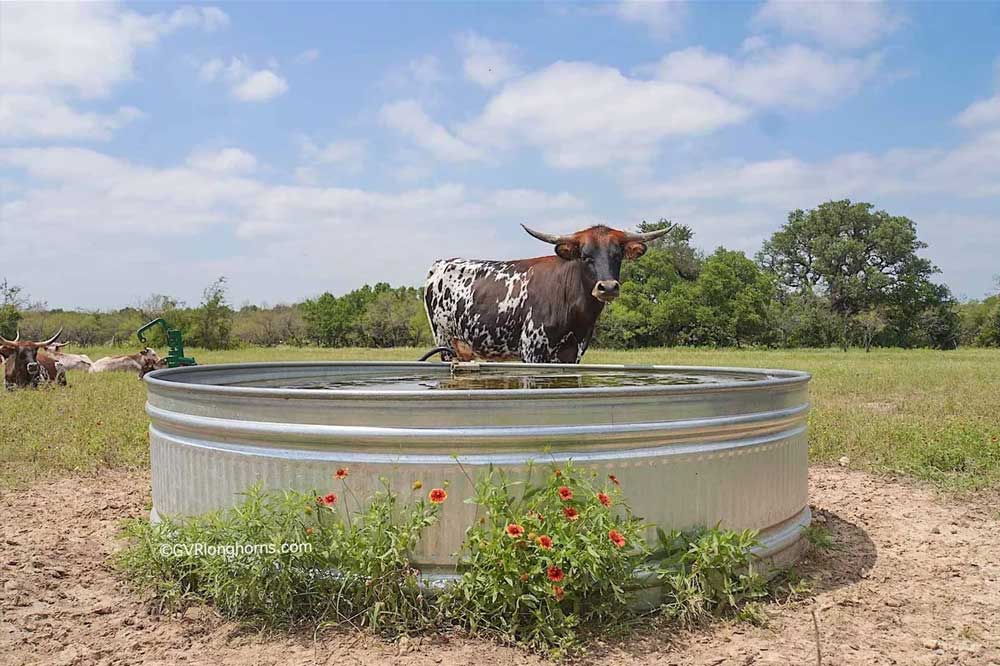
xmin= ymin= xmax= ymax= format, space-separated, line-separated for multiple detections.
xmin=1 ymin=1 xmax=998 ymax=310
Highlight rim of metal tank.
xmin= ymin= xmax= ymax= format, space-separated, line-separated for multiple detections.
xmin=145 ymin=361 xmax=810 ymax=400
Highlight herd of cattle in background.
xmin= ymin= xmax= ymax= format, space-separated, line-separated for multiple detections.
xmin=1 ymin=328 xmax=165 ymax=390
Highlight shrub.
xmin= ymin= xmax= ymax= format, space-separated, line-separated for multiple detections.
xmin=116 ymin=475 xmax=443 ymax=637
xmin=440 ymin=464 xmax=649 ymax=657
xmin=653 ymin=526 xmax=768 ymax=627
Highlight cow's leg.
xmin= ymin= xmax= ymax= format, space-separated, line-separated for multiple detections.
xmin=555 ymin=344 xmax=579 ymax=364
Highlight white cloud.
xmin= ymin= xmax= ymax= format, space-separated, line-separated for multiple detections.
xmin=199 ymin=57 xmax=288 ymax=102
xmin=613 ymin=0 xmax=687 ymax=39
xmin=0 ymin=94 xmax=142 ymax=141
xmin=0 ymin=3 xmax=227 ymax=98
xmin=0 ymin=3 xmax=226 ymax=142
xmin=633 ymin=130 xmax=1000 ymax=207
xmin=456 ymin=32 xmax=520 ymax=88
xmin=752 ymin=0 xmax=902 ymax=50
xmin=186 ymin=147 xmax=258 ymax=174
xmin=955 ymin=94 xmax=1000 ymax=129
xmin=461 ymin=61 xmax=747 ymax=168
xmin=652 ymin=44 xmax=882 ymax=110
xmin=294 ymin=137 xmax=368 ymax=182
xmin=380 ymin=100 xmax=483 ymax=162
xmin=232 ymin=70 xmax=288 ymax=102
xmin=293 ymin=49 xmax=320 ymax=65
xmin=0 ymin=146 xmax=593 ymax=307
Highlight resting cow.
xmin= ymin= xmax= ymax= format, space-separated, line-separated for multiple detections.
xmin=1 ymin=329 xmax=68 ymax=389
xmin=424 ymin=223 xmax=671 ymax=363
xmin=43 ymin=341 xmax=93 ymax=371
xmin=90 ymin=348 xmax=166 ymax=378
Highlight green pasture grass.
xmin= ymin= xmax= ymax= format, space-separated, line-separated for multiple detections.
xmin=2 ymin=346 xmax=999 ymax=494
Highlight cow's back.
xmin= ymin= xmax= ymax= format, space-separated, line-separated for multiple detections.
xmin=90 ymin=356 xmax=140 ymax=373
xmin=424 ymin=259 xmax=532 ymax=360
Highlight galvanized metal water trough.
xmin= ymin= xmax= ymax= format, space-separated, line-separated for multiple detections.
xmin=145 ymin=361 xmax=811 ymax=581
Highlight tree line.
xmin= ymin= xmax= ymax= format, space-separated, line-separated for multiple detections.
xmin=4 ymin=200 xmax=999 ymax=351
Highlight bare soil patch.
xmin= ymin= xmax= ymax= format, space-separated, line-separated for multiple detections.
xmin=1 ymin=467 xmax=998 ymax=666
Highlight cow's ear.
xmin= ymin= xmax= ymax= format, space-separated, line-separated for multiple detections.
xmin=0 ymin=345 xmax=12 ymax=359
xmin=624 ymin=241 xmax=647 ymax=260
xmin=555 ymin=243 xmax=580 ymax=261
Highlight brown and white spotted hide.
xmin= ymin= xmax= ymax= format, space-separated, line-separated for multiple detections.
xmin=1 ymin=340 xmax=67 ymax=389
xmin=423 ymin=224 xmax=670 ymax=363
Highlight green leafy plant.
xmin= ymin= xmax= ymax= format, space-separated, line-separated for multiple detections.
xmin=116 ymin=471 xmax=444 ymax=637
xmin=440 ymin=463 xmax=649 ymax=657
xmin=653 ymin=526 xmax=768 ymax=627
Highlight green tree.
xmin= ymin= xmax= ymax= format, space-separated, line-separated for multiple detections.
xmin=190 ymin=277 xmax=233 ymax=350
xmin=758 ymin=200 xmax=950 ymax=349
xmin=0 ymin=279 xmax=25 ymax=339
xmin=662 ymin=249 xmax=776 ymax=347
xmin=360 ymin=288 xmax=432 ymax=347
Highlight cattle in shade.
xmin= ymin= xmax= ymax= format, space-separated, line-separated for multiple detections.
xmin=43 ymin=341 xmax=93 ymax=372
xmin=89 ymin=348 xmax=166 ymax=378
xmin=423 ymin=224 xmax=671 ymax=363
xmin=1 ymin=329 xmax=68 ymax=389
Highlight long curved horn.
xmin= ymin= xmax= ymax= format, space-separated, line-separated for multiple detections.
xmin=623 ymin=224 xmax=673 ymax=243
xmin=521 ymin=224 xmax=574 ymax=245
xmin=39 ymin=327 xmax=63 ymax=347
xmin=14 ymin=330 xmax=20 ymax=342
xmin=0 ymin=334 xmax=13 ymax=346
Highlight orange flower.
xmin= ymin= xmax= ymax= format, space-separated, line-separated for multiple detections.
xmin=334 ymin=467 xmax=349 ymax=480
xmin=519 ymin=573 xmax=530 ymax=582
xmin=558 ymin=486 xmax=573 ymax=501
xmin=536 ymin=535 xmax=553 ymax=550
xmin=608 ymin=474 xmax=620 ymax=486
xmin=320 ymin=493 xmax=337 ymax=507
xmin=562 ymin=507 xmax=579 ymax=521
xmin=546 ymin=565 xmax=564 ymax=582
xmin=429 ymin=488 xmax=447 ymax=504
xmin=597 ymin=492 xmax=612 ymax=507
xmin=305 ymin=527 xmax=314 ymax=536
xmin=609 ymin=529 xmax=626 ymax=548
xmin=553 ymin=469 xmax=562 ymax=478
xmin=552 ymin=585 xmax=565 ymax=600
xmin=506 ymin=523 xmax=525 ymax=538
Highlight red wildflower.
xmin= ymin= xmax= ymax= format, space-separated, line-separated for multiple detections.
xmin=429 ymin=488 xmax=448 ymax=504
xmin=536 ymin=535 xmax=554 ymax=550
xmin=320 ymin=493 xmax=337 ymax=506
xmin=558 ymin=486 xmax=574 ymax=501
xmin=608 ymin=474 xmax=620 ymax=486
xmin=506 ymin=523 xmax=525 ymax=538
xmin=334 ymin=467 xmax=349 ymax=480
xmin=597 ymin=492 xmax=612 ymax=507
xmin=552 ymin=585 xmax=565 ymax=600
xmin=609 ymin=529 xmax=626 ymax=548
xmin=547 ymin=565 xmax=564 ymax=582
xmin=562 ymin=507 xmax=579 ymax=521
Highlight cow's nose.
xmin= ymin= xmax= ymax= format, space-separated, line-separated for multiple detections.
xmin=594 ymin=280 xmax=621 ymax=300
xmin=27 ymin=362 xmax=39 ymax=374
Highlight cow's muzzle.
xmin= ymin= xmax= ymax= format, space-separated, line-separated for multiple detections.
xmin=592 ymin=280 xmax=620 ymax=302
xmin=26 ymin=362 xmax=39 ymax=375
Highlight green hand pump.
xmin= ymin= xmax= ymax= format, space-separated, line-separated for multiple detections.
xmin=136 ymin=318 xmax=197 ymax=368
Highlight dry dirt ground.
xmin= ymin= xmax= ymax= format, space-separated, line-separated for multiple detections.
xmin=1 ymin=466 xmax=998 ymax=666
